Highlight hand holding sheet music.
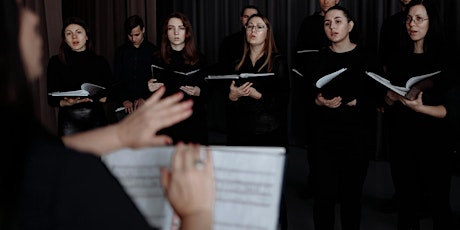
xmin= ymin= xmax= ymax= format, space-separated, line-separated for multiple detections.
xmin=365 ymin=70 xmax=441 ymax=98
xmin=102 ymin=145 xmax=286 ymax=230
xmin=151 ymin=64 xmax=202 ymax=89
xmin=48 ymin=83 xmax=105 ymax=97
xmin=205 ymin=72 xmax=275 ymax=80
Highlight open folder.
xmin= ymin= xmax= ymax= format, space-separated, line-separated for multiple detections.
xmin=102 ymin=145 xmax=286 ymax=230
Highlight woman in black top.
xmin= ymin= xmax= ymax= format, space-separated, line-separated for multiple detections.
xmin=1 ymin=1 xmax=214 ymax=229
xmin=226 ymin=14 xmax=290 ymax=147
xmin=305 ymin=6 xmax=382 ymax=230
xmin=148 ymin=12 xmax=209 ymax=145
xmin=383 ymin=1 xmax=456 ymax=229
xmin=47 ymin=17 xmax=113 ymax=136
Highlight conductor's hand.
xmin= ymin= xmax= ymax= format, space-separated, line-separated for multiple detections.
xmin=117 ymin=87 xmax=193 ymax=147
xmin=161 ymin=143 xmax=215 ymax=229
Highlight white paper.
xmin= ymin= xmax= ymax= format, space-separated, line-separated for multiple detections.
xmin=205 ymin=73 xmax=274 ymax=80
xmin=315 ymin=68 xmax=347 ymax=88
xmin=365 ymin=71 xmax=441 ymax=97
xmin=291 ymin=68 xmax=303 ymax=77
xmin=102 ymin=145 xmax=286 ymax=230
xmin=48 ymin=83 xmax=105 ymax=97
xmin=151 ymin=64 xmax=200 ymax=76
xmin=297 ymin=49 xmax=319 ymax=53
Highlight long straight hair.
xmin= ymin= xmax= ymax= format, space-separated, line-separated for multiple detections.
xmin=159 ymin=12 xmax=200 ymax=65
xmin=235 ymin=14 xmax=278 ymax=72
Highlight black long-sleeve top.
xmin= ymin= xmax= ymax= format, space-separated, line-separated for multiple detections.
xmin=47 ymin=50 xmax=113 ymax=107
xmin=152 ymin=50 xmax=209 ymax=144
xmin=114 ymin=40 xmax=157 ymax=103
xmin=378 ymin=10 xmax=411 ymax=68
xmin=20 ymin=123 xmax=156 ymax=230
xmin=307 ymin=46 xmax=382 ymax=157
xmin=226 ymin=53 xmax=290 ymax=146
xmin=218 ymin=29 xmax=245 ymax=74
xmin=46 ymin=50 xmax=114 ymax=136
xmin=295 ymin=12 xmax=331 ymax=52
xmin=384 ymin=52 xmax=455 ymax=153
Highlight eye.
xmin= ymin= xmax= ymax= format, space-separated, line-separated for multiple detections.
xmin=178 ymin=26 xmax=186 ymax=30
xmin=257 ymin=25 xmax=265 ymax=30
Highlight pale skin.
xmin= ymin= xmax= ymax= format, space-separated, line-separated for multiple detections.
xmin=123 ymin=25 xmax=147 ymax=114
xmin=399 ymin=92 xmax=447 ymax=118
xmin=161 ymin=143 xmax=215 ymax=230
xmin=59 ymin=23 xmax=107 ymax=107
xmin=319 ymin=0 xmax=340 ymax=16
xmin=316 ymin=8 xmax=357 ymax=108
xmin=19 ymin=5 xmax=214 ymax=229
xmin=385 ymin=4 xmax=431 ymax=106
xmin=228 ymin=16 xmax=265 ymax=102
xmin=148 ymin=17 xmax=201 ymax=97
xmin=240 ymin=8 xmax=258 ymax=27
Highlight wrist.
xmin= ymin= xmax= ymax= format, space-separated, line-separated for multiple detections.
xmin=179 ymin=210 xmax=213 ymax=230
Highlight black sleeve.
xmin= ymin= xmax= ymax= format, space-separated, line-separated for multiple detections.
xmin=56 ymin=151 xmax=156 ymax=230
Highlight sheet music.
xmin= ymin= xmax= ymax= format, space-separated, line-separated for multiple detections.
xmin=315 ymin=68 xmax=347 ymax=88
xmin=102 ymin=145 xmax=286 ymax=230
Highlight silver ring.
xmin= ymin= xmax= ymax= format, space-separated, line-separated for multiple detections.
xmin=194 ymin=159 xmax=205 ymax=170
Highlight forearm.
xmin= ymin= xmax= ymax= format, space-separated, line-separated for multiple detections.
xmin=415 ymin=104 xmax=447 ymax=118
xmin=61 ymin=124 xmax=123 ymax=156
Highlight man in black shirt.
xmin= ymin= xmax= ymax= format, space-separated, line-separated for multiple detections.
xmin=114 ymin=15 xmax=158 ymax=118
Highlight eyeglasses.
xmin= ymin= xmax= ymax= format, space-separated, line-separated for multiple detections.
xmin=406 ymin=16 xmax=429 ymax=25
xmin=245 ymin=24 xmax=266 ymax=32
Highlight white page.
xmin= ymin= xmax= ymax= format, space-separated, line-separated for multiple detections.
xmin=48 ymin=89 xmax=89 ymax=97
xmin=315 ymin=68 xmax=347 ymax=88
xmin=405 ymin=70 xmax=441 ymax=89
xmin=297 ymin=49 xmax=319 ymax=53
xmin=365 ymin=71 xmax=408 ymax=96
xmin=102 ymin=145 xmax=286 ymax=230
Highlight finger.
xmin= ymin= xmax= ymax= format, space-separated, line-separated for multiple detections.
xmin=160 ymin=167 xmax=171 ymax=192
xmin=183 ymin=143 xmax=195 ymax=170
xmin=144 ymin=86 xmax=166 ymax=107
xmin=172 ymin=142 xmax=185 ymax=171
xmin=145 ymin=89 xmax=184 ymax=112
xmin=151 ymin=135 xmax=173 ymax=146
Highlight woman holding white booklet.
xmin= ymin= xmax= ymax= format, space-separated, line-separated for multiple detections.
xmin=225 ymin=13 xmax=290 ymax=148
xmin=47 ymin=17 xmax=113 ymax=137
xmin=381 ymin=0 xmax=457 ymax=229
xmin=147 ymin=12 xmax=209 ymax=145
xmin=303 ymin=5 xmax=382 ymax=230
